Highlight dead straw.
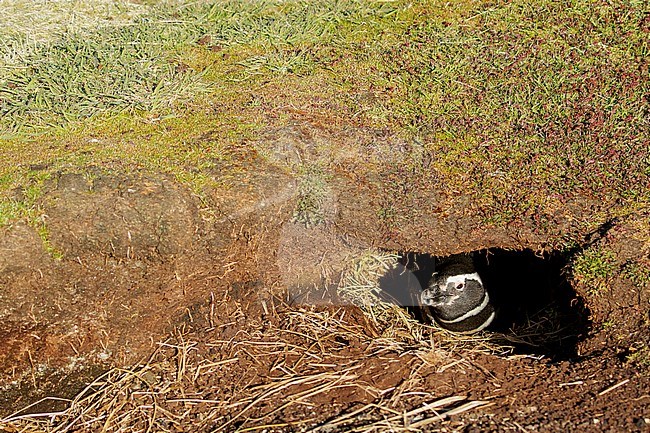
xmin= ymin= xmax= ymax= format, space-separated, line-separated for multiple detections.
xmin=2 ymin=251 xmax=499 ymax=433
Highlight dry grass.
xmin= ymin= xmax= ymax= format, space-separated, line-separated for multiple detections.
xmin=0 ymin=312 xmax=491 ymax=432
xmin=0 ymin=0 xmax=149 ymax=61
xmin=337 ymin=250 xmax=511 ymax=353
xmin=1 ymin=250 xmax=505 ymax=433
xmin=336 ymin=251 xmax=409 ymax=330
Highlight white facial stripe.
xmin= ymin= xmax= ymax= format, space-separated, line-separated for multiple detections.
xmin=444 ymin=272 xmax=482 ymax=286
xmin=436 ymin=292 xmax=490 ymax=324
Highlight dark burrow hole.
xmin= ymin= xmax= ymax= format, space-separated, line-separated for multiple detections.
xmin=378 ymin=249 xmax=591 ymax=360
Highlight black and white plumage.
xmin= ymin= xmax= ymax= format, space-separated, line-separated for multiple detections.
xmin=419 ymin=254 xmax=495 ymax=334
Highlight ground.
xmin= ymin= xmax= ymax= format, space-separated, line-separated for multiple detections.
xmin=0 ymin=1 xmax=648 ymax=432
xmin=0 ymin=165 xmax=648 ymax=432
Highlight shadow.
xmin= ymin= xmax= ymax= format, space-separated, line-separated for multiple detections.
xmin=376 ymin=252 xmax=434 ymax=309
xmin=474 ymin=248 xmax=591 ymax=360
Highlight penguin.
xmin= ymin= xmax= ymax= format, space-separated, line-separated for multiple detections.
xmin=419 ymin=254 xmax=495 ymax=334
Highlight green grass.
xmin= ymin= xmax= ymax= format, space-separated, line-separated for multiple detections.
xmin=572 ymin=246 xmax=618 ymax=294
xmin=0 ymin=0 xmax=399 ymax=133
xmin=0 ymin=0 xmax=647 ymax=243
xmin=327 ymin=0 xmax=648 ymax=228
xmin=1 ymin=5 xmax=202 ymax=133
xmin=0 ymin=168 xmax=49 ymax=223
xmin=292 ymin=166 xmax=330 ymax=227
xmin=0 ymin=199 xmax=25 ymax=226
xmin=0 ymin=0 xmax=403 ymax=229
xmin=622 ymin=260 xmax=650 ymax=288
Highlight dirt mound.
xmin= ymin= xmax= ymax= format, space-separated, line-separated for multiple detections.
xmin=45 ymin=170 xmax=199 ymax=259
xmin=0 ymin=170 xmax=217 ymax=412
xmin=573 ymin=213 xmax=650 ymax=363
xmin=0 ymin=160 xmax=648 ymax=431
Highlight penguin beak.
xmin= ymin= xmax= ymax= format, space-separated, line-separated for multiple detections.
xmin=421 ymin=285 xmax=452 ymax=306
xmin=429 ymin=293 xmax=449 ymax=303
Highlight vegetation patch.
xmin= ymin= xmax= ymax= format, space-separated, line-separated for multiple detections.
xmin=572 ymin=246 xmax=618 ymax=295
xmin=292 ymin=166 xmax=330 ymax=227
xmin=1 ymin=0 xmax=647 ymax=235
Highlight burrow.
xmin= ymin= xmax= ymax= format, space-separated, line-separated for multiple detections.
xmin=379 ymin=249 xmax=591 ymax=359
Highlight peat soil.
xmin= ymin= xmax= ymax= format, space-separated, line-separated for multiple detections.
xmin=0 ymin=163 xmax=648 ymax=432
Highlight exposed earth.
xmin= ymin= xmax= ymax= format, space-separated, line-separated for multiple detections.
xmin=0 ymin=133 xmax=648 ymax=432
xmin=0 ymin=0 xmax=648 ymax=431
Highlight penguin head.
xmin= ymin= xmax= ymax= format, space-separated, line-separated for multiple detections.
xmin=420 ymin=271 xmax=495 ymax=333
xmin=422 ymin=272 xmax=484 ymax=316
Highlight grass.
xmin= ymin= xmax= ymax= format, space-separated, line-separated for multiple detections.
xmin=345 ymin=0 xmax=648 ymax=230
xmin=337 ymin=250 xmax=409 ymax=331
xmin=0 ymin=251 xmax=500 ymax=432
xmin=0 ymin=0 xmax=404 ymax=226
xmin=0 ymin=0 xmax=400 ymax=133
xmin=571 ymin=246 xmax=618 ymax=295
xmin=626 ymin=345 xmax=650 ymax=368
xmin=1 ymin=7 xmax=204 ymax=133
xmin=622 ymin=260 xmax=650 ymax=288
xmin=1 ymin=0 xmax=647 ymax=234
xmin=0 ymin=168 xmax=47 ymax=225
xmin=0 ymin=0 xmax=150 ymax=46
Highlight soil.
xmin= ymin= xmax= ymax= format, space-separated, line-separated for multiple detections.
xmin=0 ymin=144 xmax=648 ymax=431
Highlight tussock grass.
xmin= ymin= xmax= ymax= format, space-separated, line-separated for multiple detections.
xmin=1 ymin=1 xmax=198 ymax=133
xmin=0 ymin=33 xmax=210 ymax=132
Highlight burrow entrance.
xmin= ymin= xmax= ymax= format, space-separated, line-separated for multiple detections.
xmin=378 ymin=249 xmax=590 ymax=360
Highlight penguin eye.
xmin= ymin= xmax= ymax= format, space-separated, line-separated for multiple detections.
xmin=456 ymin=283 xmax=464 ymax=290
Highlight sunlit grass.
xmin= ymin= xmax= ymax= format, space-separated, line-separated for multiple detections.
xmin=0 ymin=0 xmax=647 ymax=239
xmin=572 ymin=246 xmax=618 ymax=295
xmin=0 ymin=0 xmax=401 ymax=133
